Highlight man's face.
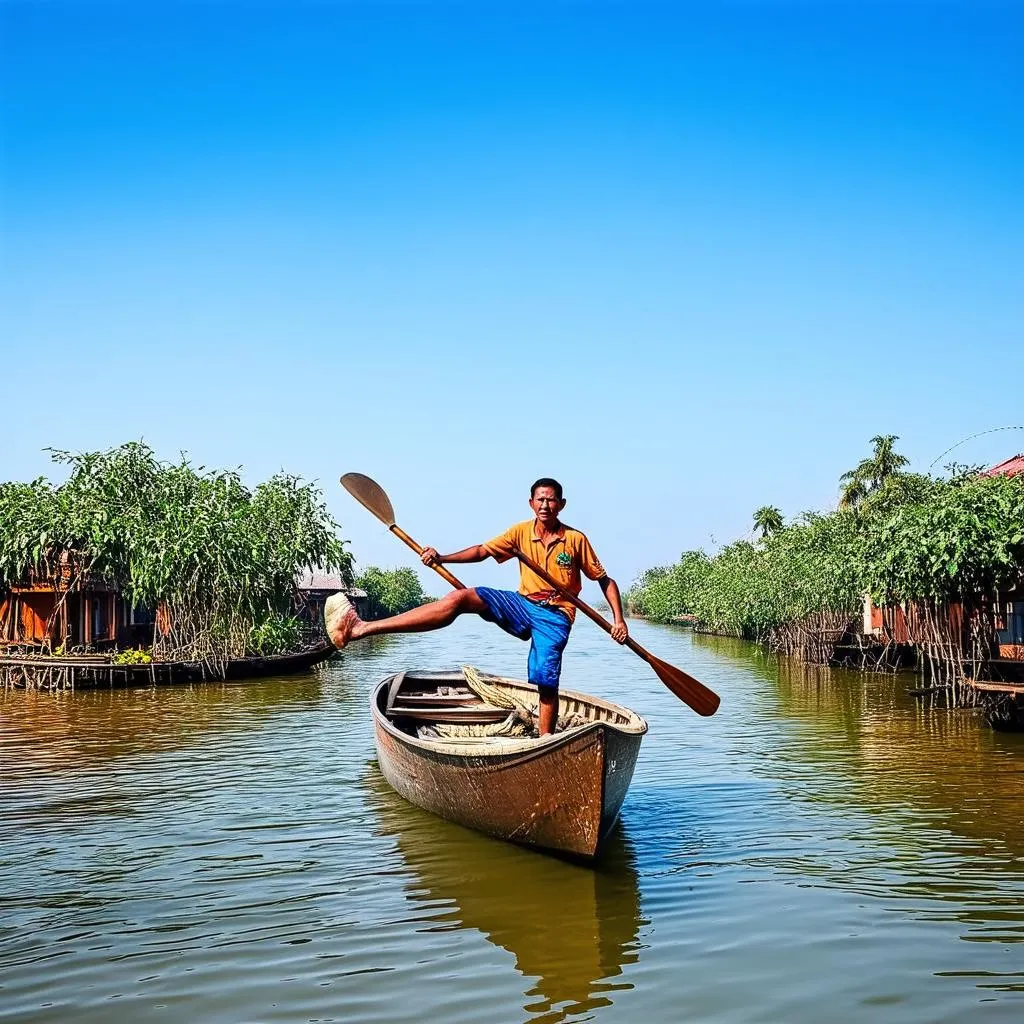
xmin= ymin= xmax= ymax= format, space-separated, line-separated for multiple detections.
xmin=529 ymin=486 xmax=566 ymax=526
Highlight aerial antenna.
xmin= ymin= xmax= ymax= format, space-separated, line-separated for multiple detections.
xmin=928 ymin=425 xmax=1024 ymax=470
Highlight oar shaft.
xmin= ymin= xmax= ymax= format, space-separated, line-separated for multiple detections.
xmin=516 ymin=546 xmax=720 ymax=714
xmin=389 ymin=524 xmax=467 ymax=591
xmin=514 ymin=548 xmax=624 ymax=638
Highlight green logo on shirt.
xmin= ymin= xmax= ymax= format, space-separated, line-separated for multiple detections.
xmin=556 ymin=552 xmax=573 ymax=568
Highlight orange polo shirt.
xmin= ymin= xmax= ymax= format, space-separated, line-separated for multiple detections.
xmin=483 ymin=519 xmax=607 ymax=622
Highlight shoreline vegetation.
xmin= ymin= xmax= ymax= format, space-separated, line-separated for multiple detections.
xmin=5 ymin=437 xmax=1022 ymax=711
xmin=0 ymin=443 xmax=351 ymax=683
xmin=625 ymin=437 xmax=1024 ymax=708
xmin=354 ymin=566 xmax=426 ymax=619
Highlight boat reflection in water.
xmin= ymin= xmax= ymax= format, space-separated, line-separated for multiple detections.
xmin=365 ymin=767 xmax=646 ymax=1021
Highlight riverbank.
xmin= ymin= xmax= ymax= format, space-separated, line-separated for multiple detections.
xmin=0 ymin=644 xmax=335 ymax=691
xmin=626 ymin=465 xmax=1024 ymax=722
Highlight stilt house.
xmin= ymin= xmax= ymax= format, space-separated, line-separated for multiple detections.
xmin=0 ymin=554 xmax=154 ymax=651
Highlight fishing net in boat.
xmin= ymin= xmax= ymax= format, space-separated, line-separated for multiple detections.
xmin=432 ymin=711 xmax=530 ymax=739
xmin=462 ymin=665 xmax=536 ymax=716
xmin=427 ymin=666 xmax=535 ymax=738
xmin=418 ymin=666 xmax=586 ymax=739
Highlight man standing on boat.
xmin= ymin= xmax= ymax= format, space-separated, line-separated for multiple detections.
xmin=325 ymin=478 xmax=628 ymax=735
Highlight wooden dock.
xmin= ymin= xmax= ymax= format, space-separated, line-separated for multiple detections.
xmin=0 ymin=645 xmax=335 ymax=691
xmin=965 ymin=678 xmax=1024 ymax=696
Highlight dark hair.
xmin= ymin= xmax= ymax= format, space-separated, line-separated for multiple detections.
xmin=531 ymin=478 xmax=563 ymax=500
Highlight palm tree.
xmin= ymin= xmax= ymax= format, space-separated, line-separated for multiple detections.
xmin=865 ymin=434 xmax=909 ymax=488
xmin=839 ymin=435 xmax=910 ymax=507
xmin=838 ymin=469 xmax=869 ymax=509
xmin=752 ymin=505 xmax=784 ymax=539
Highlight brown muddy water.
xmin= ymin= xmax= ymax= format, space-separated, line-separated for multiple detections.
xmin=2 ymin=617 xmax=1024 ymax=1023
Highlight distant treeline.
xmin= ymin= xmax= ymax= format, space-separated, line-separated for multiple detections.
xmin=627 ymin=440 xmax=1024 ymax=662
xmin=354 ymin=566 xmax=426 ymax=619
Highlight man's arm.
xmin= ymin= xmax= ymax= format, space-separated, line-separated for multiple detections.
xmin=599 ymin=576 xmax=629 ymax=644
xmin=420 ymin=544 xmax=491 ymax=566
xmin=578 ymin=534 xmax=628 ymax=645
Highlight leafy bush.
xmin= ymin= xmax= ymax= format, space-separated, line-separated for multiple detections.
xmin=626 ymin=551 xmax=710 ymax=622
xmin=356 ymin=566 xmax=426 ymax=618
xmin=628 ymin=471 xmax=1024 ymax=642
xmin=0 ymin=443 xmax=352 ymax=663
xmin=861 ymin=471 xmax=1024 ymax=602
xmin=247 ymin=615 xmax=304 ymax=656
xmin=112 ymin=648 xmax=153 ymax=665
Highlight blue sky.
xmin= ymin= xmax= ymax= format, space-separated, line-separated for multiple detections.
xmin=2 ymin=1 xmax=1022 ymax=590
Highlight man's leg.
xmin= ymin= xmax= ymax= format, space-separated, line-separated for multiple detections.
xmin=526 ymin=607 xmax=572 ymax=736
xmin=537 ymin=685 xmax=559 ymax=736
xmin=326 ymin=588 xmax=488 ymax=649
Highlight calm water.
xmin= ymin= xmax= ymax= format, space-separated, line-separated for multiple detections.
xmin=3 ymin=618 xmax=1024 ymax=1023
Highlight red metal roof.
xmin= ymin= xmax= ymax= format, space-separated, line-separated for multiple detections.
xmin=984 ymin=454 xmax=1024 ymax=478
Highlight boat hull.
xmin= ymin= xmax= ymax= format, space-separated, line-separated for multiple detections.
xmin=372 ymin=671 xmax=646 ymax=858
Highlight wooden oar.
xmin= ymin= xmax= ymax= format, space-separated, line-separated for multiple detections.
xmin=512 ymin=547 xmax=720 ymax=716
xmin=340 ymin=473 xmax=468 ymax=592
xmin=339 ymin=472 xmax=721 ymax=717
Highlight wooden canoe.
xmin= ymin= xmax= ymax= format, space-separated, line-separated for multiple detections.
xmin=372 ymin=668 xmax=648 ymax=859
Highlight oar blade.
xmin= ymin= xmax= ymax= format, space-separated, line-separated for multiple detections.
xmin=341 ymin=473 xmax=396 ymax=527
xmin=650 ymin=655 xmax=721 ymax=716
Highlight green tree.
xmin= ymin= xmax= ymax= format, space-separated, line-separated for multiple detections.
xmin=625 ymin=550 xmax=711 ymax=623
xmin=838 ymin=469 xmax=870 ymax=509
xmin=355 ymin=566 xmax=426 ymax=618
xmin=0 ymin=442 xmax=351 ymax=660
xmin=839 ymin=434 xmax=910 ymax=507
xmin=752 ymin=505 xmax=784 ymax=539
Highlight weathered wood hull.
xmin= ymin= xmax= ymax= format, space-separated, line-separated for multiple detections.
xmin=372 ymin=670 xmax=647 ymax=859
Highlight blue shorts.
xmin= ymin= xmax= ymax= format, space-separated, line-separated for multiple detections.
xmin=476 ymin=587 xmax=572 ymax=690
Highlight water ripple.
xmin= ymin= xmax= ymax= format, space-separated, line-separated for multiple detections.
xmin=4 ymin=620 xmax=1024 ymax=1021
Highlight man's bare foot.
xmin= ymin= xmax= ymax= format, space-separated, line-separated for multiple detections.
xmin=325 ymin=592 xmax=362 ymax=649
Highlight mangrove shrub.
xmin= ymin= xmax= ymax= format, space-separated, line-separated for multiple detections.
xmin=628 ymin=470 xmax=1024 ymax=660
xmin=0 ymin=443 xmax=352 ymax=662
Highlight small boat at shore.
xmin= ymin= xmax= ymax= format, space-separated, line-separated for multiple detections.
xmin=0 ymin=644 xmax=336 ymax=690
xmin=372 ymin=667 xmax=648 ymax=859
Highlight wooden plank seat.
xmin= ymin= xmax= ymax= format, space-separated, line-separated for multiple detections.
xmin=392 ymin=692 xmax=481 ymax=706
xmin=965 ymin=678 xmax=1024 ymax=696
xmin=386 ymin=703 xmax=512 ymax=725
xmin=383 ymin=673 xmax=520 ymax=724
